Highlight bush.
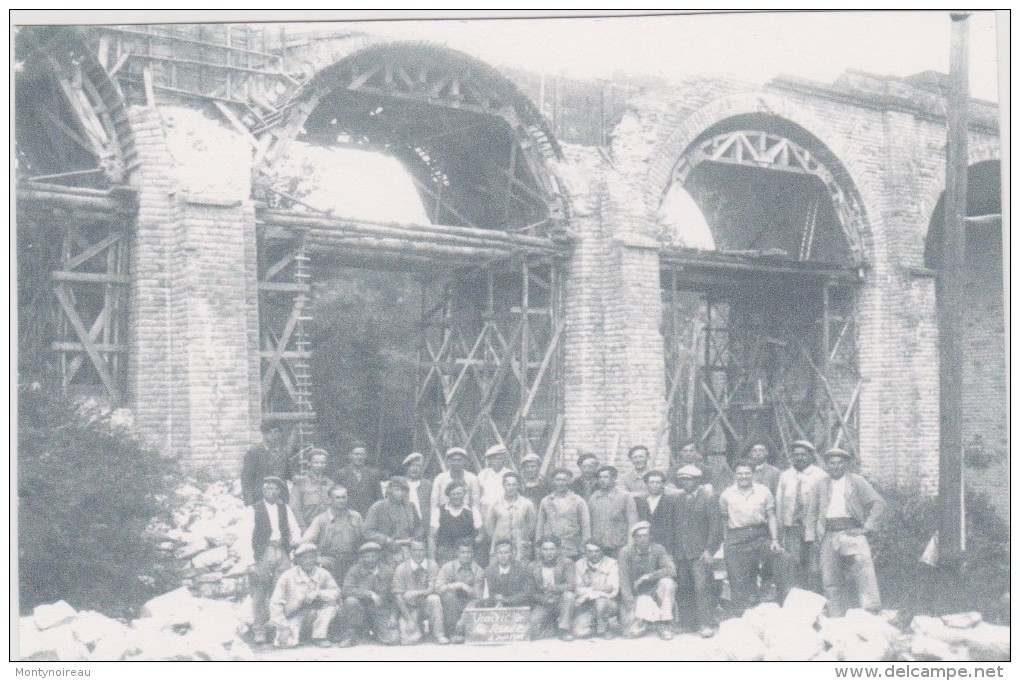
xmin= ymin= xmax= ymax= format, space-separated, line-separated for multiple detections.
xmin=870 ymin=483 xmax=1009 ymax=624
xmin=18 ymin=382 xmax=181 ymax=617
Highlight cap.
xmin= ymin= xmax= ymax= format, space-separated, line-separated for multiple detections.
xmin=583 ymin=541 xmax=603 ymax=551
xmin=387 ymin=476 xmax=410 ymax=491
xmin=596 ymin=465 xmax=618 ymax=477
xmin=824 ymin=448 xmax=854 ymax=461
xmin=262 ymin=476 xmax=286 ymax=490
xmin=445 ymin=447 xmax=468 ymax=458
xmin=484 ymin=444 xmax=508 ymax=458
xmin=643 ymin=469 xmax=667 ymax=483
xmin=550 ymin=466 xmax=574 ymax=480
xmin=358 ymin=541 xmax=383 ymax=554
xmin=402 ymin=452 xmax=425 ymax=467
xmin=629 ymin=521 xmax=652 ymax=536
xmin=520 ymin=453 xmax=542 ymax=465
xmin=792 ymin=440 xmax=817 ymax=453
xmin=293 ymin=543 xmax=318 ymax=558
xmin=576 ymin=453 xmax=599 ymax=466
xmin=676 ymin=464 xmax=703 ymax=478
xmin=306 ymin=447 xmax=329 ymax=460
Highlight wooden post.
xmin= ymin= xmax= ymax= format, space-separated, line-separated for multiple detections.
xmin=937 ymin=13 xmax=970 ymax=568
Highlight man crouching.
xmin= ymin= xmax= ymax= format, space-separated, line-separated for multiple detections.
xmin=268 ymin=543 xmax=340 ymax=648
xmin=393 ymin=539 xmax=448 ymax=644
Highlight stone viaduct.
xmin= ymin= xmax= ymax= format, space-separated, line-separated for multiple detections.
xmin=14 ymin=25 xmax=1004 ymax=511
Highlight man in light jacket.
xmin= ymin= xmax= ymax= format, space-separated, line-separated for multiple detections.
xmin=775 ymin=440 xmax=829 ymax=590
xmin=817 ymin=448 xmax=886 ymax=617
xmin=269 ymin=543 xmax=340 ymax=648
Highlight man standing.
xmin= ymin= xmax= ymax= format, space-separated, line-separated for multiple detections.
xmin=635 ymin=470 xmax=680 ymax=557
xmin=618 ymin=522 xmax=677 ymax=640
xmin=241 ymin=423 xmax=290 ymax=505
xmin=339 ymin=542 xmax=400 ymax=646
xmin=300 ymin=485 xmax=364 ymax=584
xmin=480 ymin=539 xmax=531 ymax=607
xmin=401 ymin=452 xmax=432 ymax=530
xmin=536 ymin=468 xmax=591 ymax=561
xmin=477 ymin=444 xmax=514 ymax=515
xmin=749 ymin=443 xmax=782 ymax=496
xmin=678 ymin=441 xmax=734 ymax=493
xmin=817 ymin=448 xmax=886 ymax=617
xmin=528 ymin=537 xmax=576 ymax=641
xmin=268 ymin=543 xmax=340 ymax=648
xmin=571 ymin=453 xmax=600 ymax=500
xmin=365 ymin=476 xmax=421 ymax=561
xmin=620 ymin=445 xmax=653 ymax=497
xmin=332 ymin=442 xmax=386 ymax=518
xmin=484 ymin=471 xmax=537 ymax=563
xmin=250 ymin=476 xmax=302 ymax=645
xmin=519 ymin=452 xmax=551 ymax=507
xmin=435 ymin=539 xmax=485 ymax=644
xmin=573 ymin=542 xmax=620 ymax=639
xmin=673 ymin=465 xmax=722 ymax=638
xmin=430 ymin=447 xmax=482 ymax=517
xmin=290 ymin=448 xmax=334 ymax=530
xmin=719 ymin=459 xmax=786 ymax=614
xmin=587 ymin=465 xmax=639 ymax=558
xmin=775 ymin=440 xmax=828 ymax=590
xmin=392 ymin=539 xmax=448 ymax=645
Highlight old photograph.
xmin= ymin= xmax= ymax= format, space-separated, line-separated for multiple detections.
xmin=12 ymin=10 xmax=1008 ymax=664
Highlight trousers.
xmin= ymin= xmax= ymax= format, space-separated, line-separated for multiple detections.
xmin=621 ymin=577 xmax=676 ymax=627
xmin=340 ymin=596 xmax=400 ymax=644
xmin=272 ymin=604 xmax=338 ymax=647
xmin=529 ymin=591 xmax=574 ymax=637
xmin=572 ymin=597 xmax=618 ymax=637
xmin=397 ymin=593 xmax=446 ymax=643
xmin=250 ymin=545 xmax=290 ymax=640
xmin=820 ymin=529 xmax=881 ymax=616
xmin=674 ymin=557 xmax=716 ymax=629
xmin=724 ymin=526 xmax=787 ymax=613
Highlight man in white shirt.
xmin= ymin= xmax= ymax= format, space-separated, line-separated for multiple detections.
xmin=430 ymin=447 xmax=482 ymax=518
xmin=250 ymin=476 xmax=303 ymax=645
xmin=478 ymin=444 xmax=513 ymax=515
xmin=269 ymin=543 xmax=340 ymax=648
xmin=775 ymin=440 xmax=829 ymax=590
xmin=573 ymin=542 xmax=620 ymax=639
xmin=401 ymin=452 xmax=431 ymax=528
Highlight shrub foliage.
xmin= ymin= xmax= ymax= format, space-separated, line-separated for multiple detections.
xmin=18 ymin=383 xmax=181 ymax=616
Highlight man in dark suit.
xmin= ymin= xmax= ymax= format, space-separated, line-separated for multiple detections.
xmin=241 ymin=422 xmax=291 ymax=506
xmin=528 ymin=537 xmax=577 ymax=641
xmin=332 ymin=441 xmax=386 ymax=518
xmin=672 ymin=465 xmax=723 ymax=638
xmin=635 ymin=470 xmax=680 ymax=557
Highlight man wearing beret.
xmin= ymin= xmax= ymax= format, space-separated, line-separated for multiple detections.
xmin=269 ymin=543 xmax=340 ymax=648
xmin=536 ymin=467 xmax=591 ymax=561
xmin=430 ymin=447 xmax=482 ymax=519
xmin=365 ymin=476 xmax=422 ymax=562
xmin=519 ymin=452 xmax=552 ymax=507
xmin=340 ymin=542 xmax=400 ymax=646
xmin=250 ymin=476 xmax=303 ymax=645
xmin=570 ymin=453 xmax=600 ymax=501
xmin=776 ymin=440 xmax=828 ymax=590
xmin=587 ymin=465 xmax=639 ymax=558
xmin=817 ymin=448 xmax=886 ymax=617
xmin=478 ymin=444 xmax=514 ymax=516
xmin=672 ymin=465 xmax=722 ymax=638
xmin=401 ymin=452 xmax=432 ymax=530
xmin=618 ymin=521 xmax=677 ymax=640
xmin=332 ymin=442 xmax=386 ymax=518
xmin=300 ymin=485 xmax=364 ymax=584
xmin=290 ymin=448 xmax=335 ymax=530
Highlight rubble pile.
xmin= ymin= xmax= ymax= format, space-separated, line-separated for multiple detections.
xmin=19 ymin=593 xmax=255 ymax=661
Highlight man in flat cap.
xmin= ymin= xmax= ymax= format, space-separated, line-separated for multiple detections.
xmin=290 ymin=448 xmax=335 ymax=530
xmin=571 ymin=453 xmax=600 ymax=501
xmin=392 ymin=539 xmax=448 ymax=645
xmin=817 ymin=448 xmax=886 ymax=617
xmin=672 ymin=465 xmax=722 ymax=638
xmin=332 ymin=441 xmax=386 ymax=518
xmin=776 ymin=440 xmax=828 ymax=590
xmin=268 ymin=543 xmax=340 ymax=648
xmin=618 ymin=521 xmax=677 ymax=640
xmin=430 ymin=447 xmax=482 ymax=520
xmin=241 ymin=422 xmax=291 ymax=506
xmin=519 ymin=452 xmax=552 ymax=507
xmin=478 ymin=444 xmax=514 ymax=516
xmin=678 ymin=440 xmax=734 ymax=493
xmin=300 ymin=485 xmax=364 ymax=584
xmin=587 ymin=465 xmax=638 ymax=558
xmin=484 ymin=470 xmax=537 ymax=563
xmin=536 ymin=467 xmax=591 ymax=561
xmin=528 ymin=536 xmax=577 ymax=641
xmin=435 ymin=538 xmax=485 ymax=644
xmin=339 ymin=541 xmax=400 ymax=646
xmin=366 ymin=476 xmax=421 ymax=562
xmin=620 ymin=445 xmax=653 ymax=498
xmin=401 ymin=452 xmax=432 ymax=530
xmin=573 ymin=542 xmax=620 ymax=639
xmin=748 ymin=443 xmax=781 ymax=497
xmin=250 ymin=476 xmax=303 ymax=645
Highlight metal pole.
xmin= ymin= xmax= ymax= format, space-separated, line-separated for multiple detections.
xmin=937 ymin=12 xmax=970 ymax=569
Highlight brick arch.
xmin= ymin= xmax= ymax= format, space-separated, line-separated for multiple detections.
xmin=916 ymin=136 xmax=1002 ymax=250
xmin=641 ymin=91 xmax=875 ymax=264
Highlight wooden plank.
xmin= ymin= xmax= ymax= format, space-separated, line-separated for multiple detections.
xmin=214 ymin=101 xmax=259 ymax=149
xmin=539 ymin=415 xmax=563 ymax=477
xmin=52 ymin=341 xmax=124 ymax=353
xmin=64 ymin=232 xmax=123 ymax=271
xmin=52 ymin=271 xmax=130 ymax=284
xmin=261 ymin=304 xmax=301 ymax=398
xmin=54 ymin=285 xmax=119 ymax=401
xmin=143 ymin=66 xmax=156 ymax=106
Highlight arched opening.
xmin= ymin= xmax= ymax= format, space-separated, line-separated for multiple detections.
xmin=15 ymin=26 xmax=136 ymax=406
xmin=254 ymin=43 xmax=568 ymax=472
xmin=658 ymin=113 xmax=864 ymax=468
xmin=924 ymin=160 xmax=1006 ymax=512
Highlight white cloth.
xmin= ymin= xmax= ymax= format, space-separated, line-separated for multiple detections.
xmin=262 ymin=501 xmax=302 ymax=543
xmin=407 ymin=479 xmax=423 ymax=519
xmin=478 ymin=467 xmax=512 ymax=511
xmin=429 ymin=503 xmax=482 ymax=530
xmin=826 ymin=476 xmax=849 ymax=518
xmin=541 ymin=566 xmax=556 ymax=588
xmin=646 ymin=495 xmax=661 ymax=515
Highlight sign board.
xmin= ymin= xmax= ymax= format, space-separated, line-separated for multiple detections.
xmin=462 ymin=607 xmax=531 ymax=645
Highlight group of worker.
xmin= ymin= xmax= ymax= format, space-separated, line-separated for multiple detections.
xmin=241 ymin=424 xmax=886 ymax=649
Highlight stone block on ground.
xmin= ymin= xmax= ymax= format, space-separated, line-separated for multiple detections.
xmin=192 ymin=545 xmax=230 ymax=570
xmin=32 ymin=600 xmax=78 ymax=631
xmin=845 ymin=608 xmax=900 ymax=646
xmin=910 ymin=616 xmax=1009 ymax=660
xmin=763 ymin=625 xmax=826 ymax=661
xmin=906 ymin=635 xmax=970 ymax=661
xmin=20 ymin=623 xmax=89 ymax=661
xmin=68 ymin=610 xmax=129 ymax=647
xmin=782 ymin=588 xmax=828 ymax=627
xmin=716 ymin=618 xmax=767 ymax=661
xmin=740 ymin=601 xmax=781 ymax=638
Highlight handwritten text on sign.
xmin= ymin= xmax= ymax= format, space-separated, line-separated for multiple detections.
xmin=463 ymin=607 xmax=531 ymax=645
